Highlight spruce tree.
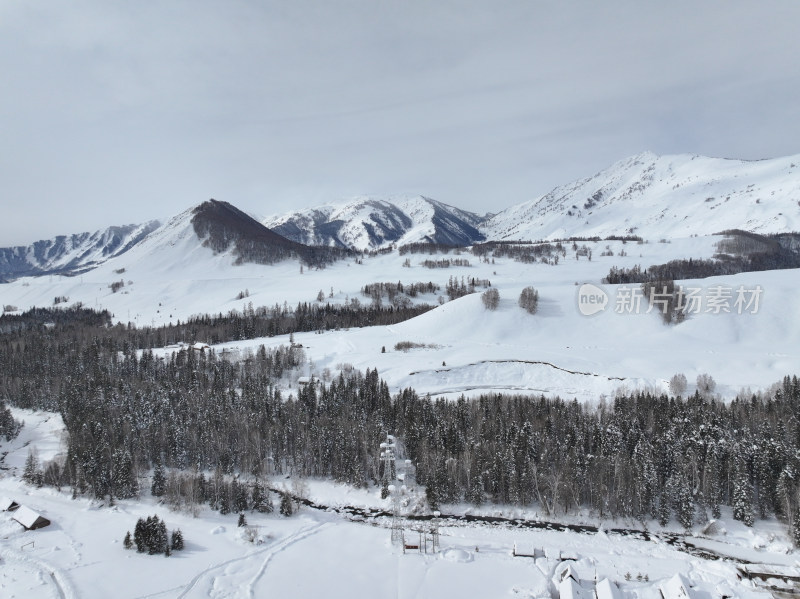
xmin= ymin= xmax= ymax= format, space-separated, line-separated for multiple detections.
xmin=279 ymin=491 xmax=294 ymax=516
xmin=151 ymin=463 xmax=166 ymax=498
xmin=252 ymin=481 xmax=273 ymax=513
xmin=792 ymin=510 xmax=800 ymax=547
xmin=219 ymin=484 xmax=231 ymax=515
xmin=171 ymin=529 xmax=185 ymax=551
xmin=233 ymin=480 xmax=249 ymax=513
xmin=22 ymin=449 xmax=42 ymax=486
xmin=123 ymin=531 xmax=133 ymax=550
xmin=238 ymin=512 xmax=247 ymax=527
xmin=134 ymin=518 xmax=147 ymax=553
xmin=732 ymin=455 xmax=755 ymax=526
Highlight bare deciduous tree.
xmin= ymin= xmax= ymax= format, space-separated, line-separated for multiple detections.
xmin=481 ymin=287 xmax=499 ymax=310
xmin=518 ymin=286 xmax=539 ymax=314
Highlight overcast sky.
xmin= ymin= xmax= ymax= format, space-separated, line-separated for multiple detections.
xmin=2 ymin=1 xmax=799 ymax=245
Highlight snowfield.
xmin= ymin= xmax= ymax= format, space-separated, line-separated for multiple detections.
xmin=2 ymin=229 xmax=797 ymax=401
xmin=0 ymin=408 xmax=787 ymax=599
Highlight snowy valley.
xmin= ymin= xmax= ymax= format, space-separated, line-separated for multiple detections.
xmin=2 ymin=151 xmax=800 ymax=598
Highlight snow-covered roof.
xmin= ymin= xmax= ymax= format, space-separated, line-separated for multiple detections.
xmin=659 ymin=573 xmax=697 ymax=599
xmin=560 ymin=564 xmax=580 ymax=582
xmin=596 ymin=578 xmax=623 ymax=599
xmin=559 ymin=578 xmax=594 ymax=599
xmin=12 ymin=505 xmax=50 ymax=530
xmin=0 ymin=496 xmax=19 ymax=511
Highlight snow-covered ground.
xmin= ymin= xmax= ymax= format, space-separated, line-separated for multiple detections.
xmin=0 ymin=409 xmax=788 ymax=599
xmin=2 ymin=232 xmax=797 ymax=400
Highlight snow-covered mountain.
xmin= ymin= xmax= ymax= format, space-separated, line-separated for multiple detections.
xmin=0 ymin=221 xmax=160 ymax=281
xmin=4 ymin=151 xmax=800 ymax=282
xmin=483 ymin=152 xmax=800 ymax=241
xmin=263 ymin=195 xmax=487 ymax=251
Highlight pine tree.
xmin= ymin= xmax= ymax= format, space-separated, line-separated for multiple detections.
xmin=279 ymin=491 xmax=294 ymax=516
xmin=171 ymin=529 xmax=184 ymax=551
xmin=22 ymin=448 xmax=42 ymax=486
xmin=151 ymin=463 xmax=166 ymax=498
xmin=657 ymin=490 xmax=670 ymax=527
xmin=123 ymin=531 xmax=133 ymax=550
xmin=670 ymin=474 xmax=694 ymax=530
xmin=219 ymin=484 xmax=231 ymax=515
xmin=238 ymin=512 xmax=247 ymax=527
xmin=112 ymin=449 xmax=137 ymax=499
xmin=146 ymin=515 xmax=168 ymax=555
xmin=134 ymin=518 xmax=147 ymax=553
xmin=733 ymin=455 xmax=755 ymax=526
xmin=233 ymin=480 xmax=249 ymax=513
xmin=792 ymin=510 xmax=800 ymax=547
xmin=425 ymin=480 xmax=440 ymax=511
xmin=252 ymin=481 xmax=273 ymax=513
xmin=381 ymin=479 xmax=390 ymax=499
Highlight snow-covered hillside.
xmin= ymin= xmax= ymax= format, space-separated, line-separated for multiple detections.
xmin=484 ymin=152 xmax=800 ymax=241
xmin=0 ymin=221 xmax=160 ymax=281
xmin=3 ymin=231 xmax=798 ymax=401
xmin=263 ymin=195 xmax=486 ymax=250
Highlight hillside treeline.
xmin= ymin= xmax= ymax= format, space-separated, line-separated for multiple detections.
xmin=604 ymin=231 xmax=800 ymax=284
xmin=3 ymin=310 xmax=800 ymax=531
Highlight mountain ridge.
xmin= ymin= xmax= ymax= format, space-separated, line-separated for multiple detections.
xmin=3 ymin=150 xmax=799 ymax=280
xmin=483 ymin=151 xmax=800 ymax=241
xmin=263 ymin=195 xmax=487 ymax=251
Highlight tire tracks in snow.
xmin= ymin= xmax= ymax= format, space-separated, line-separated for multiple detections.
xmin=245 ymin=521 xmax=329 ymax=598
xmin=172 ymin=521 xmax=327 ymax=599
xmin=0 ymin=546 xmax=77 ymax=599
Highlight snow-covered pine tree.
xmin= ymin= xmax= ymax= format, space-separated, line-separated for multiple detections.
xmin=171 ymin=529 xmax=184 ymax=551
xmin=251 ymin=480 xmax=273 ymax=513
xmin=732 ymin=452 xmax=755 ymax=526
xmin=279 ymin=491 xmax=294 ymax=516
xmin=112 ymin=449 xmax=137 ymax=499
xmin=22 ymin=448 xmax=42 ymax=486
xmin=233 ymin=480 xmax=249 ymax=513
xmin=146 ymin=515 xmax=168 ymax=555
xmin=151 ymin=462 xmax=166 ymax=498
xmin=219 ymin=483 xmax=231 ymax=515
xmin=134 ymin=518 xmax=147 ymax=553
xmin=670 ymin=473 xmax=694 ymax=530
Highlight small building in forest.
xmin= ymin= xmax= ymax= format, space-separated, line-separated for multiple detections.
xmin=12 ymin=505 xmax=51 ymax=530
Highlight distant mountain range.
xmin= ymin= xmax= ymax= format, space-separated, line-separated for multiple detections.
xmin=2 ymin=151 xmax=798 ymax=281
xmin=262 ymin=195 xmax=487 ymax=250
xmin=0 ymin=221 xmax=160 ymax=282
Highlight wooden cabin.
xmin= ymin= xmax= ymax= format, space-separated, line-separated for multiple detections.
xmin=12 ymin=505 xmax=51 ymax=530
